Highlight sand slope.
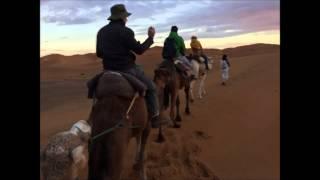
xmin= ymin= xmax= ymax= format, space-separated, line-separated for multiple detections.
xmin=40 ymin=44 xmax=279 ymax=180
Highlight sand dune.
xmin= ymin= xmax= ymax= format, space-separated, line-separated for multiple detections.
xmin=40 ymin=44 xmax=279 ymax=180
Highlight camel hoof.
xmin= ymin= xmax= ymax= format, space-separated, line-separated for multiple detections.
xmin=185 ymin=109 xmax=191 ymax=115
xmin=190 ymin=99 xmax=194 ymax=103
xmin=133 ymin=163 xmax=141 ymax=171
xmin=173 ymin=124 xmax=181 ymax=128
xmin=155 ymin=134 xmax=165 ymax=143
xmin=140 ymin=173 xmax=147 ymax=180
xmin=133 ymin=164 xmax=147 ymax=180
xmin=175 ymin=116 xmax=182 ymax=122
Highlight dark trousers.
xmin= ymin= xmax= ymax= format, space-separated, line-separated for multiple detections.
xmin=201 ymin=54 xmax=210 ymax=69
xmin=123 ymin=65 xmax=159 ymax=117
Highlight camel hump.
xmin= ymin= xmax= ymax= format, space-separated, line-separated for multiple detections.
xmin=88 ymin=71 xmax=147 ymax=99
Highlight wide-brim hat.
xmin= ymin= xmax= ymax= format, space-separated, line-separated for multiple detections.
xmin=107 ymin=4 xmax=132 ymax=20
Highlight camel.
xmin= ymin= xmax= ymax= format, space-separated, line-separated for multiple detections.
xmin=40 ymin=120 xmax=91 ymax=180
xmin=87 ymin=71 xmax=151 ymax=180
xmin=153 ymin=60 xmax=191 ymax=142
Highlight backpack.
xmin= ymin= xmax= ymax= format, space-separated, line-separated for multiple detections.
xmin=162 ymin=37 xmax=177 ymax=60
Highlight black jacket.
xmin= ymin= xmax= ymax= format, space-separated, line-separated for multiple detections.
xmin=96 ymin=20 xmax=154 ymax=71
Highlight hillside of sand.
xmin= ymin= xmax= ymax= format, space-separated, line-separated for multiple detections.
xmin=41 ymin=43 xmax=280 ymax=180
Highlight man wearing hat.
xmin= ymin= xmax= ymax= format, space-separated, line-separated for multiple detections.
xmin=96 ymin=4 xmax=165 ymax=128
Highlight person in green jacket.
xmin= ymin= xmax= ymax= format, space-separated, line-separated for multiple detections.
xmin=168 ymin=26 xmax=193 ymax=69
xmin=165 ymin=26 xmax=195 ymax=79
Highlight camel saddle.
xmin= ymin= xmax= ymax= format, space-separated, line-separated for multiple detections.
xmin=187 ymin=54 xmax=203 ymax=64
xmin=87 ymin=71 xmax=147 ymax=99
xmin=186 ymin=54 xmax=206 ymax=77
xmin=158 ymin=59 xmax=189 ymax=80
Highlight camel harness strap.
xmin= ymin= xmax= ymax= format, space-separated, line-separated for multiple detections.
xmin=89 ymin=93 xmax=141 ymax=144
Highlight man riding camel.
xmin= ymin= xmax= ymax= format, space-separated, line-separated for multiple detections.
xmin=96 ymin=4 xmax=166 ymax=128
xmin=165 ymin=26 xmax=194 ymax=78
xmin=190 ymin=36 xmax=210 ymax=70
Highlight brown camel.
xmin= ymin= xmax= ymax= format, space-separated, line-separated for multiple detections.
xmin=87 ymin=71 xmax=150 ymax=180
xmin=153 ymin=60 xmax=191 ymax=142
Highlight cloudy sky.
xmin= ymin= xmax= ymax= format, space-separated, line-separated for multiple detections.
xmin=40 ymin=0 xmax=280 ymax=56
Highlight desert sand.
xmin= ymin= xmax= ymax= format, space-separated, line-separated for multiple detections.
xmin=40 ymin=43 xmax=280 ymax=180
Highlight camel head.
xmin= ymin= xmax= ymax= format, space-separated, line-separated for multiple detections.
xmin=70 ymin=120 xmax=91 ymax=142
xmin=154 ymin=68 xmax=171 ymax=88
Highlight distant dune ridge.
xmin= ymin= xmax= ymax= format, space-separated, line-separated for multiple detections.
xmin=41 ymin=43 xmax=279 ymax=60
xmin=41 ymin=43 xmax=280 ymax=180
xmin=40 ymin=43 xmax=279 ymax=80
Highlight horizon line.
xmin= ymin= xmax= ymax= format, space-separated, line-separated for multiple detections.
xmin=40 ymin=43 xmax=280 ymax=58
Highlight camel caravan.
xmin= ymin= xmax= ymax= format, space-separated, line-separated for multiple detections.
xmin=40 ymin=4 xmax=216 ymax=180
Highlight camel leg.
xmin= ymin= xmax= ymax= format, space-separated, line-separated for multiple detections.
xmin=184 ymin=83 xmax=191 ymax=115
xmin=156 ymin=125 xmax=165 ymax=143
xmin=155 ymin=102 xmax=166 ymax=143
xmin=199 ymin=73 xmax=207 ymax=99
xmin=134 ymin=135 xmax=142 ymax=164
xmin=137 ymin=128 xmax=150 ymax=180
xmin=189 ymin=80 xmax=195 ymax=103
xmin=175 ymin=95 xmax=182 ymax=122
xmin=103 ymin=130 xmax=128 ymax=180
xmin=170 ymin=92 xmax=180 ymax=128
xmin=199 ymin=76 xmax=204 ymax=99
xmin=71 ymin=146 xmax=88 ymax=180
xmin=202 ymin=74 xmax=207 ymax=95
xmin=71 ymin=163 xmax=80 ymax=180
xmin=88 ymin=139 xmax=105 ymax=180
xmin=134 ymin=127 xmax=151 ymax=180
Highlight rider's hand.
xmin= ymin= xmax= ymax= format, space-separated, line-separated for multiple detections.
xmin=148 ymin=26 xmax=155 ymax=38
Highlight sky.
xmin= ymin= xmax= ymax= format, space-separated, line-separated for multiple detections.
xmin=40 ymin=0 xmax=280 ymax=56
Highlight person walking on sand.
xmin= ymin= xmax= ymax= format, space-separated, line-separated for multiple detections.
xmin=220 ymin=54 xmax=231 ymax=86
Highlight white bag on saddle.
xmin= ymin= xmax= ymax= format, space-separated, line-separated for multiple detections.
xmin=199 ymin=56 xmax=205 ymax=63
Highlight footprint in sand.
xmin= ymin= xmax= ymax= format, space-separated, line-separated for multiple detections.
xmin=193 ymin=130 xmax=211 ymax=140
xmin=135 ymin=130 xmax=219 ymax=180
